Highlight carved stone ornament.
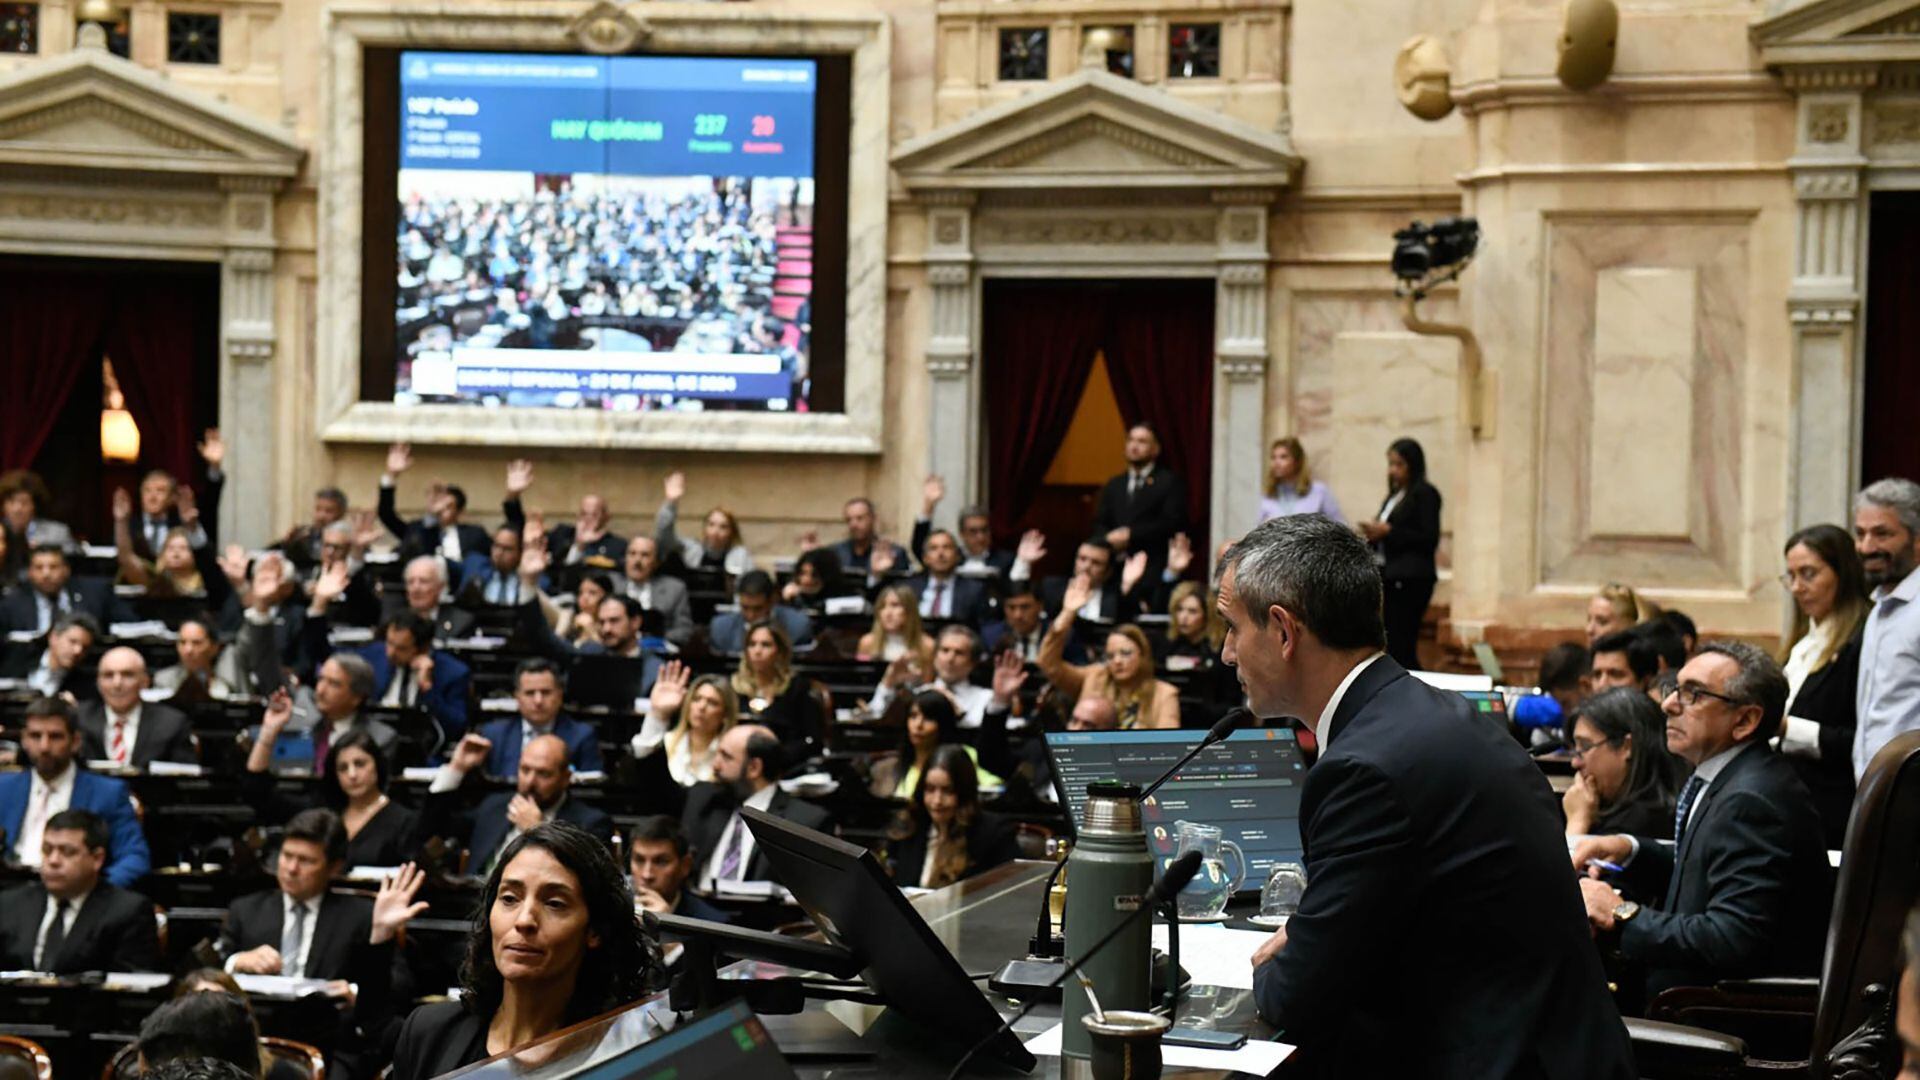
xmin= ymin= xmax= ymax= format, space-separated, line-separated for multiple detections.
xmin=1808 ymin=103 xmax=1851 ymax=144
xmin=569 ymin=1 xmax=649 ymax=55
xmin=1872 ymin=103 xmax=1920 ymax=145
xmin=0 ymin=191 xmax=221 ymax=227
xmin=976 ymin=214 xmax=1214 ymax=246
xmin=934 ymin=214 xmax=964 ymax=245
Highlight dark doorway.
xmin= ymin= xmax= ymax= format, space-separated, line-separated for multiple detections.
xmin=0 ymin=256 xmax=222 ymax=544
xmin=1864 ymin=193 xmax=1920 ymax=487
xmin=980 ymin=278 xmax=1214 ymax=583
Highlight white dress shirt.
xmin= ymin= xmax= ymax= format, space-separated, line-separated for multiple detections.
xmin=33 ymin=886 xmax=91 ymax=970
xmin=1623 ymin=742 xmax=1747 ymax=864
xmin=13 ymin=762 xmax=77 ymax=868
xmin=33 ymin=590 xmax=69 ymax=635
xmin=1312 ymin=653 xmax=1385 ymax=748
xmin=1778 ymin=619 xmax=1836 ymax=759
xmin=867 ymin=678 xmax=996 ymax=730
xmin=703 ymin=784 xmax=778 ymax=887
xmin=27 ymin=652 xmax=62 ymax=697
xmin=103 ymin=704 xmax=142 ymax=767
xmin=224 ymin=894 xmax=319 ymax=976
xmin=381 ymin=665 xmax=418 ymax=709
xmin=1855 ymin=566 xmax=1920 ymax=778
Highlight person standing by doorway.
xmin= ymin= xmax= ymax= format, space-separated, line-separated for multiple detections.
xmin=1091 ymin=423 xmax=1188 ymax=584
xmin=1358 ymin=438 xmax=1441 ymax=671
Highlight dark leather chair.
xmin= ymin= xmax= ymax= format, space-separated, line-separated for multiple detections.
xmin=0 ymin=1037 xmax=52 ymax=1080
xmin=1624 ymin=729 xmax=1920 ymax=1078
xmin=261 ymin=1036 xmax=326 ymax=1080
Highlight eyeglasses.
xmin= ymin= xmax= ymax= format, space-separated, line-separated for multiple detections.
xmin=1667 ymin=682 xmax=1746 ymax=710
xmin=1778 ymin=567 xmax=1823 ymax=588
xmin=1567 ymin=737 xmax=1620 ymax=759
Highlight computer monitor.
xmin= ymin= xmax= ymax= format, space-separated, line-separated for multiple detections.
xmin=1457 ymin=689 xmax=1510 ymax=728
xmin=740 ymin=807 xmax=1038 ymax=1072
xmin=1045 ymin=728 xmax=1308 ymax=892
xmin=567 ymin=999 xmax=799 ymax=1080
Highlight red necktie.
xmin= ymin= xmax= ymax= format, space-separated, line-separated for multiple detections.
xmin=110 ymin=717 xmax=128 ymax=765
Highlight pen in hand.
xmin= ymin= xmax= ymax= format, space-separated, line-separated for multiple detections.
xmin=1586 ymin=858 xmax=1625 ymax=874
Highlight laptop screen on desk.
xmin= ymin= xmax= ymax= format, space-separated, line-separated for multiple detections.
xmin=1044 ymin=727 xmax=1308 ymax=890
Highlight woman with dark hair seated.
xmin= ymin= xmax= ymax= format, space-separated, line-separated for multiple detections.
xmin=391 ymin=822 xmax=666 ymax=1080
xmin=883 ymin=745 xmax=1019 ymax=889
xmin=781 ymin=547 xmax=850 ymax=614
xmin=246 ymin=698 xmax=420 ymax=867
xmin=1561 ymin=687 xmax=1687 ymax=839
xmin=868 ymin=690 xmax=1000 ymax=798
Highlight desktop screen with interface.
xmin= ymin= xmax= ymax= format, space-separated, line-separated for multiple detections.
xmin=1046 ymin=727 xmax=1308 ymax=890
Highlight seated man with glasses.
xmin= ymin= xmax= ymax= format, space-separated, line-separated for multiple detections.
xmin=1571 ymin=642 xmax=1833 ymax=1006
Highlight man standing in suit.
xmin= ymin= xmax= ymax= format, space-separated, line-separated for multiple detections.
xmin=3 ymin=545 xmax=117 ymax=634
xmin=682 ymin=724 xmax=831 ymax=889
xmin=78 ymin=647 xmax=197 ymax=768
xmin=1091 ymin=424 xmax=1187 ymax=578
xmin=0 ymin=697 xmax=150 ymax=888
xmin=0 ymin=808 xmax=159 ymax=972
xmin=427 ymin=732 xmax=613 ymax=875
xmin=1575 ymin=643 xmax=1833 ymax=999
xmin=473 ymin=658 xmax=604 ymax=774
xmin=619 ymin=536 xmax=693 ymax=647
xmin=1219 ymin=515 xmax=1634 ymax=1078
xmin=627 ymin=814 xmax=729 ymax=922
xmin=902 ymin=529 xmax=988 ymax=626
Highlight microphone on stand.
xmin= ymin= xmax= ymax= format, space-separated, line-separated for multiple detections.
xmin=948 ymin=851 xmax=1205 ymax=1080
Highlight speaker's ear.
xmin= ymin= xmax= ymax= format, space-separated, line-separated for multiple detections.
xmin=1394 ymin=35 xmax=1455 ymax=121
xmin=1557 ymin=0 xmax=1618 ymax=92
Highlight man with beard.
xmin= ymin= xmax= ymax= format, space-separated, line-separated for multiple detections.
xmin=681 ymin=724 xmax=830 ymax=888
xmin=1853 ymin=477 xmax=1920 ymax=777
xmin=426 ymin=731 xmax=612 ymax=875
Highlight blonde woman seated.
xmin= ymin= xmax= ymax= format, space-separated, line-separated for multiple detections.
xmin=1039 ymin=575 xmax=1180 ymax=730
xmin=858 ymin=583 xmax=937 ymax=667
xmin=869 ymin=690 xmax=1001 ymax=798
xmin=632 ymin=659 xmax=739 ymax=786
xmin=112 ymin=489 xmax=212 ymax=598
xmin=733 ymin=622 xmax=827 ymax=757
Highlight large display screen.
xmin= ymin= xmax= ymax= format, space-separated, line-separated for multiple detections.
xmin=393 ymin=51 xmax=822 ymax=412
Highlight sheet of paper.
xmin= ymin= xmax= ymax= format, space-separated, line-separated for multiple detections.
xmin=1022 ymin=1022 xmax=1293 ymax=1074
xmin=103 ymin=972 xmax=172 ymax=992
xmin=232 ymin=974 xmax=341 ymax=998
xmin=1150 ymin=923 xmax=1275 ymax=990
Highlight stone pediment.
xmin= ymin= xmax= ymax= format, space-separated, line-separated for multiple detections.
xmin=0 ymin=43 xmax=302 ymax=182
xmin=892 ymin=67 xmax=1298 ymax=193
xmin=1754 ymin=0 xmax=1920 ymax=63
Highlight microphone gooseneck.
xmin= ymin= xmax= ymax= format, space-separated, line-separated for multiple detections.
xmin=1138 ymin=708 xmax=1251 ymax=801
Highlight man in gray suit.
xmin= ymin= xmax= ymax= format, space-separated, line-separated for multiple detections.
xmin=620 ymin=535 xmax=692 ymax=646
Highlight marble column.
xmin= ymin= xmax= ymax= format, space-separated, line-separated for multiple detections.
xmin=923 ymin=195 xmax=978 ymax=531
xmin=1785 ymin=83 xmax=1868 ymax=530
xmin=220 ymin=176 xmax=281 ymax=547
xmin=1212 ymin=193 xmax=1272 ymax=547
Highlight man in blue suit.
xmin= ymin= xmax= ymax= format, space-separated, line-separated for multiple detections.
xmin=707 ymin=571 xmax=814 ymax=654
xmin=424 ymin=729 xmax=612 ymax=875
xmin=899 ymin=527 xmax=989 ymax=626
xmin=1 ymin=696 xmax=150 ymax=888
xmin=355 ymin=611 xmax=471 ymax=741
xmin=473 ymin=657 xmax=603 ymax=775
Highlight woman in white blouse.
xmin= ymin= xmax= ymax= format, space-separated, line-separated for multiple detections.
xmin=1776 ymin=522 xmax=1869 ymax=848
xmin=632 ymin=659 xmax=739 ymax=786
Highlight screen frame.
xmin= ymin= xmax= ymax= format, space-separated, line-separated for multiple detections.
xmin=315 ymin=6 xmax=889 ymax=454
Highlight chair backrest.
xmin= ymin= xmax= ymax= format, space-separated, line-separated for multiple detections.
xmin=100 ymin=1041 xmax=138 ymax=1080
xmin=1811 ymin=729 xmax=1920 ymax=1076
xmin=261 ymin=1036 xmax=326 ymax=1080
xmin=0 ymin=1036 xmax=53 ymax=1080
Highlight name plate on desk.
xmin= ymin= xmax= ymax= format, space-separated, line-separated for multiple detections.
xmin=824 ymin=596 xmax=869 ymax=616
xmin=109 ymin=621 xmax=171 ymax=640
xmin=103 ymin=972 xmax=173 ymax=992
xmin=148 ymin=761 xmax=204 ymax=777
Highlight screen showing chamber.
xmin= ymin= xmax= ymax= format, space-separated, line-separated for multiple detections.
xmin=395 ymin=51 xmax=819 ymax=412
xmin=1045 ymin=728 xmax=1309 ymax=890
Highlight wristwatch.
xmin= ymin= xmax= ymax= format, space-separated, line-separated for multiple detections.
xmin=1611 ymin=900 xmax=1640 ymax=923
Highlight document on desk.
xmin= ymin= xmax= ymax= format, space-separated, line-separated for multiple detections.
xmin=232 ymin=974 xmax=341 ymax=998
xmin=1150 ymin=924 xmax=1273 ymax=990
xmin=1023 ymin=1023 xmax=1293 ymax=1073
xmin=103 ymin=972 xmax=173 ymax=992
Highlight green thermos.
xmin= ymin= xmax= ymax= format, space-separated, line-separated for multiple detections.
xmin=1061 ymin=781 xmax=1154 ymax=1070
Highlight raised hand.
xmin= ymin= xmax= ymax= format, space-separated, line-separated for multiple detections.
xmin=385 ymin=442 xmax=413 ymax=476
xmin=663 ymin=471 xmax=686 ymax=504
xmin=1017 ymin=530 xmax=1048 ymax=566
xmin=197 ymin=427 xmax=226 ymax=468
xmin=261 ymin=687 xmax=294 ymax=732
xmin=869 ymin=541 xmax=898 ymax=578
xmin=1121 ymin=550 xmax=1149 ymax=597
xmin=217 ymin=544 xmax=250 ymax=586
xmin=1105 ymin=526 xmax=1132 ymax=552
xmin=518 ymin=538 xmax=550 ymax=582
xmin=921 ymin=474 xmax=946 ymax=516
xmin=990 ymin=648 xmax=1026 ymax=704
xmin=175 ymin=485 xmax=199 ymax=525
xmin=505 ymin=459 xmax=535 ymax=497
xmin=111 ymin=488 xmax=132 ymax=522
xmin=311 ymin=561 xmax=350 ymax=608
xmin=349 ymin=509 xmax=382 ymax=551
xmin=576 ymin=512 xmax=606 ymax=545
xmin=1062 ymin=573 xmax=1094 ymax=616
xmin=1166 ymin=533 xmax=1194 ymax=578
xmin=410 ymin=652 xmax=436 ymax=692
xmin=649 ymin=659 xmax=691 ymax=718
xmin=450 ymin=732 xmax=493 ymax=775
xmin=370 ymin=863 xmax=431 ymax=944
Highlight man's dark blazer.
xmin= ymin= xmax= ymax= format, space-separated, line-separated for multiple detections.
xmin=1091 ymin=465 xmax=1188 ymax=563
xmin=981 ymin=619 xmax=1046 ymax=663
xmin=708 ymin=606 xmax=815 ymax=654
xmin=218 ymin=888 xmax=396 ymax=1021
xmin=1373 ymin=481 xmax=1443 ymax=583
xmin=376 ymin=486 xmax=493 ymax=569
xmin=900 ymin=573 xmax=988 ymax=628
xmin=681 ymin=784 xmax=832 ymax=883
xmin=0 ymin=880 xmax=160 ymax=973
xmin=619 ymin=573 xmax=694 ymax=647
xmin=828 ymin=537 xmax=909 ymax=576
xmin=421 ymin=788 xmax=613 ymax=874
xmin=0 ymin=770 xmax=150 ymax=888
xmin=1252 ymin=656 xmax=1635 ymax=1079
xmin=0 ymin=647 xmax=89 ymax=694
xmin=548 ymin=525 xmax=628 ymax=568
xmin=475 ymin=714 xmax=605 ymax=775
xmin=1616 ymin=740 xmax=1834 ymax=998
xmin=277 ymin=523 xmax=327 ymax=573
xmin=77 ymin=701 xmax=197 ymax=767
xmin=300 ymin=610 xmax=472 ymax=740
xmin=1785 ymin=627 xmax=1863 ymax=849
xmin=1 ymin=578 xmax=120 ymax=635
xmin=223 ymin=600 xmax=309 ymax=687
xmin=378 ymin=595 xmax=478 ymax=645
xmin=909 ymin=520 xmax=1016 ymax=579
xmin=125 ymin=472 xmax=223 ymax=563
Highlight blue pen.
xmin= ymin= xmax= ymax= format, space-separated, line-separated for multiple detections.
xmin=1587 ymin=859 xmax=1625 ymax=874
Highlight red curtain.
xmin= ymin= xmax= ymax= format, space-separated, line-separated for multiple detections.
xmin=103 ymin=277 xmax=201 ymax=489
xmin=0 ymin=272 xmax=104 ymax=470
xmin=1864 ymin=192 xmax=1920 ymax=486
xmin=981 ymin=282 xmax=1112 ymax=541
xmin=1102 ymin=280 xmax=1217 ymax=555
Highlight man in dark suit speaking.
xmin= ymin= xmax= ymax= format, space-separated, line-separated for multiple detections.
xmin=1215 ymin=515 xmax=1634 ymax=1078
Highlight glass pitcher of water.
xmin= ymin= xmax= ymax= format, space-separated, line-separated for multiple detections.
xmin=1171 ymin=820 xmax=1246 ymax=920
